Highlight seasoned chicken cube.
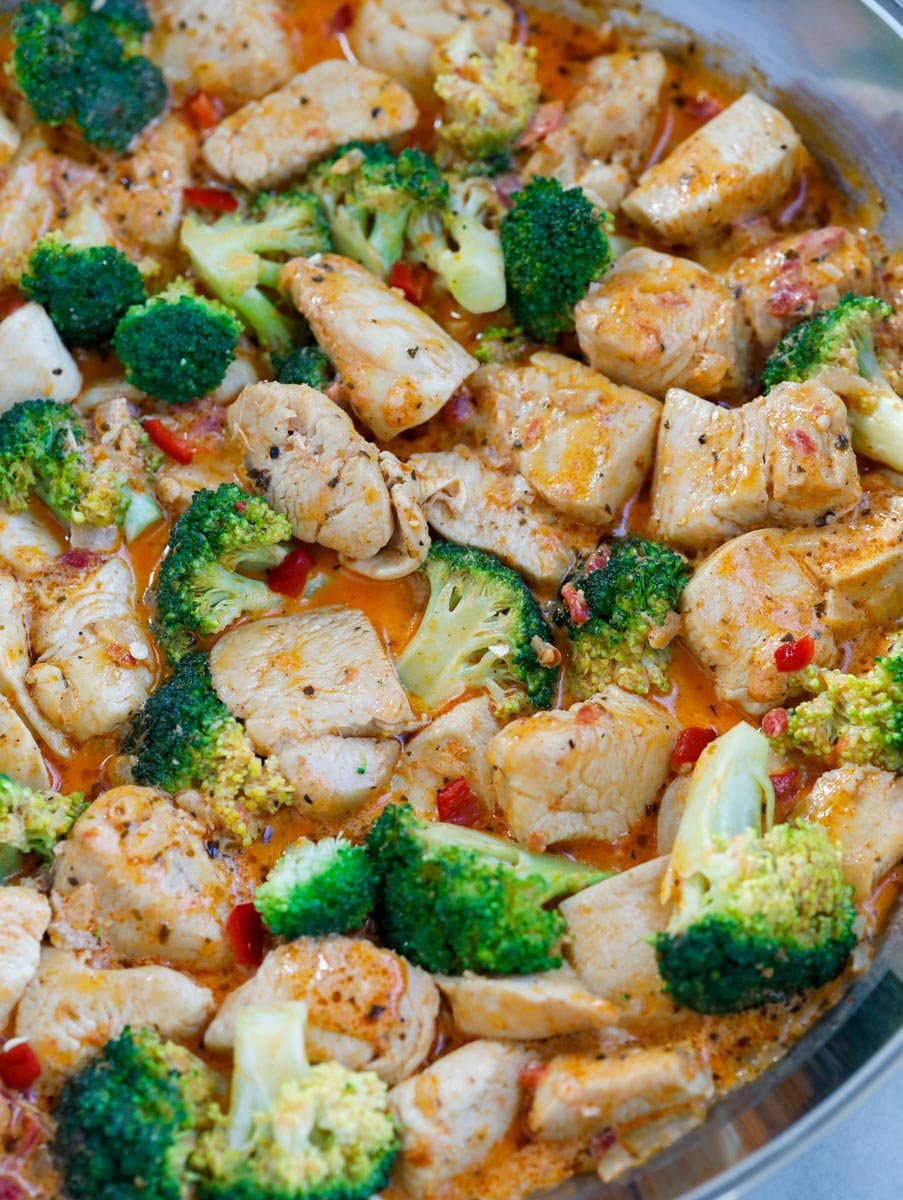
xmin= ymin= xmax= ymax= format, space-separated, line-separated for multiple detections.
xmin=0 ymin=887 xmax=51 ymax=1027
xmin=25 ymin=556 xmax=154 ymax=743
xmin=622 ymin=93 xmax=805 ymax=243
xmin=283 ymin=255 xmax=477 ymax=441
xmin=148 ymin=0 xmax=294 ymax=106
xmin=0 ymin=510 xmax=63 ymax=579
xmin=566 ymin=51 xmax=667 ymax=172
xmin=53 ymin=787 xmax=234 ymax=969
xmin=524 ymin=131 xmax=631 ymax=212
xmin=488 ymin=689 xmax=677 ymax=849
xmin=406 ymin=447 xmax=596 ymax=587
xmin=348 ymin=0 xmax=513 ymax=98
xmin=15 ymin=948 xmax=214 ymax=1082
xmin=725 ymin=226 xmax=876 ymax=351
xmin=0 ymin=303 xmax=82 ymax=411
xmin=345 ymin=450 xmax=432 ymax=579
xmin=0 ymin=572 xmax=70 ymax=760
xmin=154 ymin=451 xmax=239 ymax=513
xmin=204 ymin=936 xmax=439 ymax=1083
xmin=104 ymin=117 xmax=197 ymax=253
xmin=0 ymin=697 xmax=50 ymax=789
xmin=476 ymin=351 xmax=660 ymax=523
xmin=272 ymin=735 xmax=401 ymax=814
xmin=228 ymin=382 xmax=394 ymax=560
xmin=202 ymin=62 xmax=419 ymax=190
xmin=651 ymin=382 xmax=861 ymax=550
xmin=437 ymin=968 xmax=618 ymax=1039
xmin=575 ymin=248 xmax=749 ymax=399
xmin=392 ymin=695 xmax=499 ymax=816
xmin=389 ymin=1040 xmax=528 ymax=1196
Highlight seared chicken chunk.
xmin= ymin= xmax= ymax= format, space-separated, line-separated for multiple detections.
xmin=53 ymin=787 xmax=234 ymax=969
xmin=476 ymin=352 xmax=660 ymax=523
xmin=345 ymin=450 xmax=432 ymax=579
xmin=575 ymin=248 xmax=749 ymax=399
xmin=204 ymin=936 xmax=439 ymax=1083
xmin=283 ymin=255 xmax=477 ymax=441
xmin=0 ymin=572 xmax=70 ymax=760
xmin=622 ymin=93 xmax=805 ymax=243
xmin=0 ymin=510 xmax=62 ymax=579
xmin=437 ymin=969 xmax=618 ymax=1040
xmin=488 ymin=689 xmax=676 ymax=848
xmin=0 ymin=303 xmax=82 ymax=411
xmin=0 ymin=697 xmax=50 ymax=789
xmin=392 ymin=695 xmax=499 ymax=816
xmin=104 ymin=117 xmax=197 ymax=254
xmin=203 ymin=62 xmax=419 ymax=190
xmin=0 ymin=887 xmax=51 ymax=1027
xmin=389 ymin=1040 xmax=528 ymax=1197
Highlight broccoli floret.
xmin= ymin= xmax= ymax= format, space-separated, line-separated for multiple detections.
xmin=71 ymin=0 xmax=153 ymax=40
xmin=766 ymin=636 xmax=903 ymax=771
xmin=652 ymin=723 xmax=857 ymax=1014
xmin=20 ymin=232 xmax=146 ymax=348
xmin=194 ymin=1003 xmax=399 ymax=1200
xmin=500 ymin=176 xmax=613 ymax=342
xmin=152 ymin=483 xmax=291 ymax=661
xmin=554 ymin=540 xmax=689 ymax=698
xmin=406 ymin=176 xmax=507 ymax=314
xmin=367 ymin=801 xmax=606 ymax=975
xmin=394 ymin=540 xmax=557 ymax=714
xmin=113 ymin=279 xmax=242 ymax=405
xmin=432 ymin=28 xmax=540 ymax=168
xmin=0 ymin=773 xmax=85 ymax=876
xmin=271 ymin=345 xmax=336 ymax=390
xmin=254 ymin=836 xmax=375 ymax=939
xmin=53 ymin=1026 xmax=217 ymax=1200
xmin=12 ymin=0 xmax=166 ymax=153
xmin=472 ymin=323 xmax=527 ymax=364
xmin=181 ymin=190 xmax=331 ymax=354
xmin=125 ymin=651 xmax=294 ymax=845
xmin=309 ymin=141 xmax=448 ymax=279
xmin=761 ymin=293 xmax=903 ymax=470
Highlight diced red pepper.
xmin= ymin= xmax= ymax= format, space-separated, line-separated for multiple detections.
xmin=774 ymin=635 xmax=815 ymax=673
xmin=0 ymin=1180 xmax=28 ymax=1200
xmin=58 ymin=548 xmax=99 ymax=571
xmin=761 ymin=707 xmax=789 ymax=738
xmin=0 ymin=1042 xmax=40 ymax=1090
xmin=518 ymin=1061 xmax=548 ymax=1090
xmin=143 ymin=418 xmax=197 ymax=464
xmin=560 ymin=582 xmax=590 ymax=626
xmin=770 ymin=767 xmax=800 ymax=804
xmin=389 ymin=261 xmax=428 ymax=305
xmin=267 ymin=546 xmax=315 ymax=598
xmin=441 ymin=386 xmax=475 ymax=425
xmin=670 ymin=726 xmax=717 ymax=771
xmin=785 ymin=428 xmax=816 ymax=455
xmin=226 ymin=902 xmax=264 ymax=967
xmin=327 ymin=2 xmax=352 ymax=34
xmin=687 ymin=92 xmax=724 ymax=122
xmin=183 ymin=91 xmax=225 ymax=132
xmin=183 ymin=186 xmax=239 ymax=213
xmin=437 ymin=778 xmax=483 ymax=827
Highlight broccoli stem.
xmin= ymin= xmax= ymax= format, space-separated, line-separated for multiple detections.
xmin=846 ymin=378 xmax=903 ymax=471
xmin=227 ymin=1003 xmax=310 ymax=1153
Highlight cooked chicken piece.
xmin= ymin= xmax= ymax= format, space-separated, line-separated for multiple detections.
xmin=561 ymin=857 xmax=676 ymax=1029
xmin=568 ymin=51 xmax=668 ymax=171
xmin=204 ymin=936 xmax=438 ymax=1083
xmin=344 ymin=450 xmax=432 ymax=579
xmin=794 ymin=767 xmax=903 ymax=901
xmin=680 ymin=529 xmax=839 ymax=715
xmin=104 ymin=116 xmax=197 ymax=253
xmin=489 ymin=690 xmax=676 ymax=849
xmin=228 ymin=382 xmax=394 ymax=560
xmin=53 ymin=787 xmax=233 ymax=969
xmin=651 ymin=382 xmax=861 ymax=550
xmin=725 ymin=226 xmax=876 ymax=350
xmin=0 ymin=697 xmax=50 ymax=789
xmin=529 ymin=1046 xmax=713 ymax=1141
xmin=148 ymin=0 xmax=294 ymax=106
xmin=0 ymin=572 xmax=70 ymax=760
xmin=272 ymin=735 xmax=401 ymax=814
xmin=25 ymin=556 xmax=154 ymax=743
xmin=622 ymin=93 xmax=805 ymax=243
xmin=203 ymin=62 xmax=418 ymax=190
xmin=656 ymin=776 xmax=690 ymax=856
xmin=437 ymin=968 xmax=618 ymax=1039
xmin=406 ymin=447 xmax=596 ymax=587
xmin=283 ymin=255 xmax=477 ymax=441
xmin=0 ymin=303 xmax=82 ymax=411
xmin=348 ymin=0 xmax=513 ymax=98
xmin=0 ymin=510 xmax=62 ymax=579
xmin=15 ymin=948 xmax=214 ymax=1082
xmin=389 ymin=1040 xmax=528 ymax=1196
xmin=154 ymin=453 xmax=238 ymax=512
xmin=525 ymin=131 xmax=631 ymax=212
xmin=0 ymin=887 xmax=51 ymax=1027
xmin=392 ymin=695 xmax=499 ymax=816
xmin=475 ymin=352 xmax=660 ymax=524
xmin=575 ymin=248 xmax=749 ymax=399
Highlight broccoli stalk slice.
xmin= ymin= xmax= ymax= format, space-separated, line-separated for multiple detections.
xmin=254 ymin=836 xmax=375 ymax=938
xmin=227 ymin=1003 xmax=311 ymax=1152
xmin=0 ymin=773 xmax=86 ymax=862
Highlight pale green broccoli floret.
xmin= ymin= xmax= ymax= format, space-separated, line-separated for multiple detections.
xmin=254 ymin=836 xmax=375 ymax=938
xmin=0 ymin=773 xmax=86 ymax=881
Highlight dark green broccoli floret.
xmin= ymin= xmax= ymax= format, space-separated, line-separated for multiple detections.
xmin=254 ymin=835 xmax=375 ymax=938
xmin=53 ymin=1026 xmax=217 ymax=1200
xmin=394 ymin=540 xmax=557 ymax=714
xmin=271 ymin=345 xmax=336 ymax=391
xmin=762 ymin=293 xmax=903 ymax=470
xmin=309 ymin=141 xmax=448 ymax=279
xmin=152 ymin=483 xmax=291 ymax=661
xmin=0 ymin=772 xmax=85 ymax=882
xmin=12 ymin=0 xmax=166 ymax=153
xmin=113 ymin=279 xmax=242 ymax=404
xmin=126 ymin=651 xmax=294 ymax=845
xmin=181 ymin=190 xmax=331 ymax=354
xmin=652 ymin=723 xmax=857 ymax=1015
xmin=367 ymin=802 xmax=606 ymax=975
xmin=500 ymin=176 xmax=613 ymax=342
xmin=71 ymin=0 xmax=152 ymax=39
xmin=194 ymin=1003 xmax=399 ymax=1200
xmin=20 ymin=232 xmax=146 ymax=348
xmin=555 ymin=539 xmax=689 ymax=698
xmin=472 ymin=323 xmax=527 ymax=364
